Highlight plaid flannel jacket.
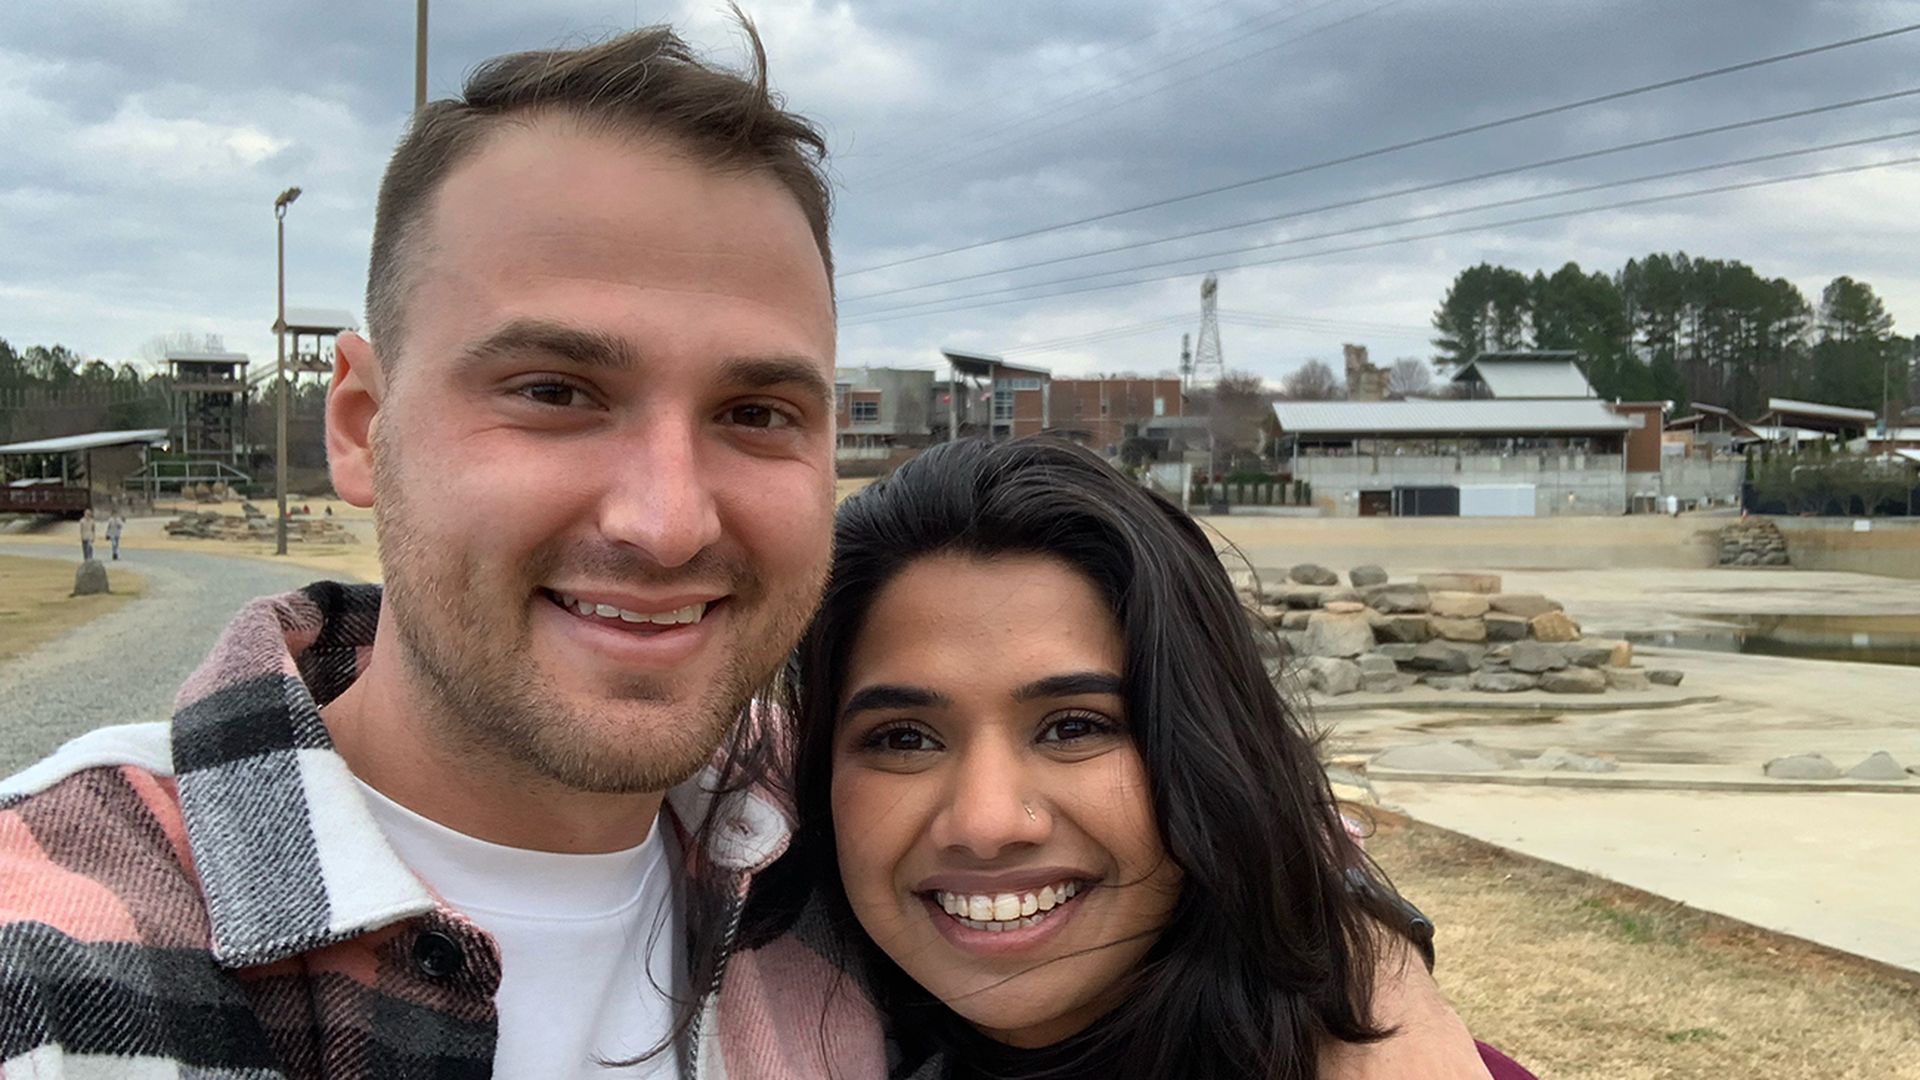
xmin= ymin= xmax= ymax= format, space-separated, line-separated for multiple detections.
xmin=0 ymin=583 xmax=888 ymax=1079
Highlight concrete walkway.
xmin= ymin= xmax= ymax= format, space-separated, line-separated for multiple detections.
xmin=1371 ymin=781 xmax=1920 ymax=974
xmin=0 ymin=542 xmax=340 ymax=775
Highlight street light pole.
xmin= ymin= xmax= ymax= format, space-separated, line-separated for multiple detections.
xmin=273 ymin=186 xmax=301 ymax=556
xmin=415 ymin=0 xmax=428 ymax=112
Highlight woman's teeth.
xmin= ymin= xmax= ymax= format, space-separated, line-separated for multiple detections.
xmin=933 ymin=880 xmax=1081 ymax=931
xmin=553 ymin=592 xmax=706 ymax=626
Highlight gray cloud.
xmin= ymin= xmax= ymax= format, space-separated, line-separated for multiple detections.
xmin=4 ymin=0 xmax=1916 ymax=386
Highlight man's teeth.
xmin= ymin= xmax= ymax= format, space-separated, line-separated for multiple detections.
xmin=934 ymin=881 xmax=1081 ymax=931
xmin=553 ymin=593 xmax=706 ymax=626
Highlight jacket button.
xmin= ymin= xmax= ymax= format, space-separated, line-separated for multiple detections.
xmin=412 ymin=930 xmax=465 ymax=979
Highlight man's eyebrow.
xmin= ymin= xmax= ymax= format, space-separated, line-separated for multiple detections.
xmin=457 ymin=318 xmax=635 ymax=372
xmin=719 ymin=356 xmax=834 ymax=408
xmin=841 ymin=684 xmax=950 ymax=716
xmin=1012 ymin=672 xmax=1124 ymax=701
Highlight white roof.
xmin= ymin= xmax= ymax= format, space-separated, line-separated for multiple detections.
xmin=1453 ymin=358 xmax=1594 ymax=399
xmin=1896 ymin=449 xmax=1920 ymax=465
xmin=278 ymin=306 xmax=359 ymax=332
xmin=1743 ymin=425 xmax=1834 ymax=443
xmin=166 ymin=349 xmax=250 ymax=365
xmin=1765 ymin=397 xmax=1875 ymax=423
xmin=0 ymin=428 xmax=170 ymax=455
xmin=1269 ymin=399 xmax=1632 ymax=436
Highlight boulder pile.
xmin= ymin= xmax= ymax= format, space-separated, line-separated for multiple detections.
xmin=1717 ymin=519 xmax=1789 ymax=566
xmin=1251 ymin=564 xmax=1685 ymax=697
xmin=166 ymin=510 xmax=357 ymax=545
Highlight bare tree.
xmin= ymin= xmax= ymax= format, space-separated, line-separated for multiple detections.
xmin=138 ymin=330 xmax=226 ymax=365
xmin=1279 ymin=359 xmax=1344 ymax=401
xmin=1202 ymin=370 xmax=1271 ymax=453
xmin=1387 ymin=357 xmax=1435 ymax=398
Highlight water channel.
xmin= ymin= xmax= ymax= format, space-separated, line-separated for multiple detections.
xmin=1627 ymin=614 xmax=1920 ymax=668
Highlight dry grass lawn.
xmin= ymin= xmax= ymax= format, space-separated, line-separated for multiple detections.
xmin=0 ymin=554 xmax=145 ymax=663
xmin=1367 ymin=813 xmax=1920 ymax=1079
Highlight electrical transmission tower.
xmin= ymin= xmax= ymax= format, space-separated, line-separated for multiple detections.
xmin=1190 ymin=273 xmax=1225 ymax=389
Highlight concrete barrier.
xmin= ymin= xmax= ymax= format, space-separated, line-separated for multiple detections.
xmin=1769 ymin=517 xmax=1920 ymax=579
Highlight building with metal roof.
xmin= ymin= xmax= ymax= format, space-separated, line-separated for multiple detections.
xmin=0 ymin=429 xmax=170 ymax=456
xmin=1268 ymin=399 xmax=1631 ymax=439
xmin=1450 ymin=350 xmax=1596 ymax=400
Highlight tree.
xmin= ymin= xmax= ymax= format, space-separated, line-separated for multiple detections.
xmin=1193 ymin=369 xmax=1271 ymax=453
xmin=1431 ymin=263 xmax=1532 ymax=366
xmin=1809 ymin=276 xmax=1903 ymax=412
xmin=139 ymin=330 xmax=226 ymax=365
xmin=1386 ymin=357 xmax=1434 ymax=398
xmin=1279 ymin=359 xmax=1343 ymax=401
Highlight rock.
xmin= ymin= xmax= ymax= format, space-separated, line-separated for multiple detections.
xmin=1763 ymin=753 xmax=1841 ymax=780
xmin=1278 ymin=585 xmax=1330 ymax=610
xmin=1322 ymin=588 xmax=1365 ymax=607
xmin=1361 ymin=672 xmax=1419 ymax=694
xmin=1564 ymin=640 xmax=1616 ymax=668
xmin=1324 ymin=600 xmax=1366 ymax=615
xmin=1281 ymin=610 xmax=1312 ymax=631
xmin=1372 ymin=740 xmax=1513 ymax=772
xmin=1303 ymin=656 xmax=1363 ymax=696
xmin=1368 ymin=611 xmax=1432 ymax=644
xmin=71 ymin=560 xmax=110 ymax=596
xmin=1508 ymin=641 xmax=1568 ymax=674
xmin=1429 ymin=615 xmax=1488 ymax=642
xmin=1530 ymin=747 xmax=1620 ymax=773
xmin=1762 ymin=552 xmax=1789 ymax=566
xmin=1540 ymin=667 xmax=1607 ymax=694
xmin=1845 ymin=751 xmax=1909 ymax=781
xmin=1289 ymin=563 xmax=1340 ymax=587
xmin=1419 ymin=674 xmax=1474 ymax=691
xmin=1305 ymin=611 xmax=1377 ymax=658
xmin=1375 ymin=643 xmax=1420 ymax=662
xmin=1608 ymin=639 xmax=1633 ymax=667
xmin=1484 ymin=612 xmax=1530 ymax=641
xmin=1487 ymin=593 xmax=1562 ymax=618
xmin=1529 ymin=610 xmax=1582 ymax=642
xmin=1355 ymin=653 xmax=1399 ymax=677
xmin=1257 ymin=604 xmax=1290 ymax=628
xmin=1604 ymin=667 xmax=1651 ymax=691
xmin=1417 ymin=572 xmax=1502 ymax=595
xmin=1647 ymin=669 xmax=1685 ymax=687
xmin=1349 ymin=565 xmax=1389 ymax=588
xmin=1472 ymin=670 xmax=1539 ymax=693
xmin=1404 ymin=640 xmax=1484 ymax=673
xmin=1429 ymin=591 xmax=1491 ymax=618
xmin=1326 ymin=766 xmax=1378 ymax=805
xmin=1279 ymin=631 xmax=1307 ymax=657
xmin=1363 ymin=583 xmax=1431 ymax=614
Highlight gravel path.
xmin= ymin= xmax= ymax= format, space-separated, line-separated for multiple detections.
xmin=0 ymin=543 xmax=352 ymax=776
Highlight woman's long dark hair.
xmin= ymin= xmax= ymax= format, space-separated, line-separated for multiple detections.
xmin=745 ymin=437 xmax=1418 ymax=1079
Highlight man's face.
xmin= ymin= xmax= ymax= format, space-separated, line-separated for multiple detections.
xmin=363 ymin=120 xmax=835 ymax=793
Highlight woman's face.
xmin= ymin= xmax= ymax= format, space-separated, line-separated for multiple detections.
xmin=831 ymin=552 xmax=1183 ymax=1048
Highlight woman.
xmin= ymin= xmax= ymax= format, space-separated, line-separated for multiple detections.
xmin=748 ymin=437 xmax=1530 ymax=1079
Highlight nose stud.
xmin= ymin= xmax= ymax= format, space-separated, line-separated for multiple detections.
xmin=1023 ymin=801 xmax=1037 ymax=821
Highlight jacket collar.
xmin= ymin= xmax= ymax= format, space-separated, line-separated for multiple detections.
xmin=170 ymin=582 xmax=793 ymax=968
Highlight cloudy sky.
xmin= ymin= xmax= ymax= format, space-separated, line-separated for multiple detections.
xmin=4 ymin=0 xmax=1917 ymax=386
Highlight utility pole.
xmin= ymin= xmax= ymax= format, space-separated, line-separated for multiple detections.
xmin=415 ymin=0 xmax=429 ymax=113
xmin=273 ymin=186 xmax=301 ymax=556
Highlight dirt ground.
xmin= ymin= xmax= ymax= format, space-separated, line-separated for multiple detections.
xmin=0 ymin=553 xmax=144 ymax=663
xmin=1369 ymin=813 xmax=1920 ymax=1080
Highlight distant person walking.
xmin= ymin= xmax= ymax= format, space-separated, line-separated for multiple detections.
xmin=78 ymin=508 xmax=95 ymax=562
xmin=106 ymin=511 xmax=125 ymax=560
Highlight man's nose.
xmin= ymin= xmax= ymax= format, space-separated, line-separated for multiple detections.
xmin=930 ymin=740 xmax=1050 ymax=862
xmin=597 ymin=415 xmax=723 ymax=569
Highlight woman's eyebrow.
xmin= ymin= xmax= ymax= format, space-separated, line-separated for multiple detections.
xmin=841 ymin=684 xmax=949 ymax=716
xmin=1012 ymin=672 xmax=1123 ymax=701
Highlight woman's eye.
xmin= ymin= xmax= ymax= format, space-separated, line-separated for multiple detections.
xmin=721 ymin=403 xmax=793 ymax=429
xmin=1039 ymin=713 xmax=1112 ymax=744
xmin=861 ymin=724 xmax=941 ymax=753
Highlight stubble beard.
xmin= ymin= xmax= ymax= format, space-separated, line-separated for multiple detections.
xmin=372 ymin=437 xmax=821 ymax=795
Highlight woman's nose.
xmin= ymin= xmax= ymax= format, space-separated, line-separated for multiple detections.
xmin=929 ymin=742 xmax=1050 ymax=861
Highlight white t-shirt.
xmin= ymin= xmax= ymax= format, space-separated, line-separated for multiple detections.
xmin=354 ymin=779 xmax=683 ymax=1078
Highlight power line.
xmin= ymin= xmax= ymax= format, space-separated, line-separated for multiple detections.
xmin=838 ymin=153 xmax=1920 ymax=327
xmin=839 ymin=21 xmax=1920 ymax=278
xmin=840 ymin=129 xmax=1920 ymax=320
xmin=861 ymin=0 xmax=1393 ymax=193
xmin=841 ymin=87 xmax=1920 ymax=304
xmin=851 ymin=0 xmax=1245 ymax=174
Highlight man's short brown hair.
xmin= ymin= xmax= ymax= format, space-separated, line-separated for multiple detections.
xmin=364 ymin=15 xmax=833 ymax=357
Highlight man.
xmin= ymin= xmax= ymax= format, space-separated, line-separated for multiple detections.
xmin=106 ymin=509 xmax=125 ymax=560
xmin=77 ymin=507 xmax=95 ymax=561
xmin=0 ymin=20 xmax=1490 ymax=1080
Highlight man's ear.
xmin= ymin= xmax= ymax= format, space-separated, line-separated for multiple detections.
xmin=327 ymin=331 xmax=383 ymax=508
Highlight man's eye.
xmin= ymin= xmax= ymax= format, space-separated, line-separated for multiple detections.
xmin=520 ymin=382 xmax=583 ymax=407
xmin=722 ymin=404 xmax=793 ymax=429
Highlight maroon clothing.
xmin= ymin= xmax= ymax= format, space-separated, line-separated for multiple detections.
xmin=1478 ymin=1040 xmax=1538 ymax=1079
